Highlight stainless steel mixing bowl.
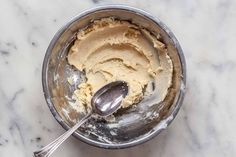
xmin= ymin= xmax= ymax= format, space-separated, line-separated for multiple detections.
xmin=42 ymin=5 xmax=186 ymax=149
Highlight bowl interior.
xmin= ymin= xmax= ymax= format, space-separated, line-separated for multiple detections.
xmin=43 ymin=6 xmax=185 ymax=148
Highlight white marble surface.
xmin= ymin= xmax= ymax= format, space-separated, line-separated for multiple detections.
xmin=0 ymin=0 xmax=236 ymax=156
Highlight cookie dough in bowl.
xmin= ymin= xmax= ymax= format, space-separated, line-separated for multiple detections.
xmin=68 ymin=18 xmax=173 ymax=112
xmin=42 ymin=6 xmax=186 ymax=149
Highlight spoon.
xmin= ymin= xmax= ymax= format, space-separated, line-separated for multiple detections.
xmin=33 ymin=81 xmax=128 ymax=157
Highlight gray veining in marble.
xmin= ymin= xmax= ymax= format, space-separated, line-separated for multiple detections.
xmin=0 ymin=0 xmax=236 ymax=157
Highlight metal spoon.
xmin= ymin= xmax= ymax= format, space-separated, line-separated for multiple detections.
xmin=33 ymin=81 xmax=128 ymax=157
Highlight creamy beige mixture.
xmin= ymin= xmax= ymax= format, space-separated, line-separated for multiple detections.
xmin=68 ymin=18 xmax=173 ymax=112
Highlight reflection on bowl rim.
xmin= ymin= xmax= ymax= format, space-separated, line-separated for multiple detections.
xmin=42 ymin=5 xmax=186 ymax=149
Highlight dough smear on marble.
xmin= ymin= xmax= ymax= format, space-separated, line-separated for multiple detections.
xmin=68 ymin=18 xmax=173 ymax=112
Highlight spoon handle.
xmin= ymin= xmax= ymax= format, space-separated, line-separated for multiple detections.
xmin=33 ymin=113 xmax=92 ymax=157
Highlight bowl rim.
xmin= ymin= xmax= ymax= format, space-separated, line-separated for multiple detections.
xmin=42 ymin=4 xmax=186 ymax=149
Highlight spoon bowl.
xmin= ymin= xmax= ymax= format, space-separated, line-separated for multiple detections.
xmin=92 ymin=81 xmax=128 ymax=116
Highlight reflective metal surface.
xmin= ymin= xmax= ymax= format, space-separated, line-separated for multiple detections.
xmin=92 ymin=81 xmax=128 ymax=117
xmin=42 ymin=5 xmax=186 ymax=149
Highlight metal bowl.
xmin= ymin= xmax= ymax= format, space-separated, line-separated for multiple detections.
xmin=42 ymin=5 xmax=186 ymax=149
